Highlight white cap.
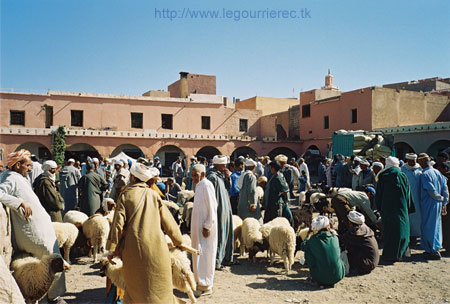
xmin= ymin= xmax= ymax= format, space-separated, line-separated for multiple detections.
xmin=113 ymin=159 xmax=123 ymax=166
xmin=372 ymin=161 xmax=384 ymax=169
xmin=68 ymin=158 xmax=75 ymax=163
xmin=354 ymin=157 xmax=362 ymax=163
xmin=92 ymin=157 xmax=99 ymax=163
xmin=130 ymin=163 xmax=154 ymax=182
xmin=359 ymin=159 xmax=370 ymax=166
xmin=213 ymin=155 xmax=228 ymax=165
xmin=245 ymin=159 xmax=257 ymax=167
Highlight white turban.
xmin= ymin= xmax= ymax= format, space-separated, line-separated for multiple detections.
xmin=311 ymin=216 xmax=330 ymax=232
xmin=150 ymin=167 xmax=160 ymax=177
xmin=359 ymin=159 xmax=370 ymax=166
xmin=130 ymin=163 xmax=154 ymax=182
xmin=113 ymin=159 xmax=123 ymax=166
xmin=405 ymin=153 xmax=417 ymax=160
xmin=213 ymin=155 xmax=228 ymax=165
xmin=92 ymin=157 xmax=99 ymax=163
xmin=68 ymin=158 xmax=75 ymax=163
xmin=275 ymin=154 xmax=288 ymax=162
xmin=385 ymin=156 xmax=400 ymax=169
xmin=354 ymin=157 xmax=362 ymax=163
xmin=102 ymin=198 xmax=115 ymax=212
xmin=42 ymin=160 xmax=57 ymax=171
xmin=348 ymin=211 xmax=365 ymax=225
xmin=245 ymin=159 xmax=256 ymax=167
xmin=372 ymin=162 xmax=384 ymax=169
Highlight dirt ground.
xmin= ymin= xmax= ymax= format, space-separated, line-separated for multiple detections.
xmin=63 ymin=246 xmax=450 ymax=304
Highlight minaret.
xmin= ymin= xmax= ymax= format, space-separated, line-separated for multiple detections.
xmin=322 ymin=69 xmax=339 ymax=90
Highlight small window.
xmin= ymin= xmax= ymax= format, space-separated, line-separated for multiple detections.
xmin=239 ymin=119 xmax=248 ymax=132
xmin=201 ymin=116 xmax=211 ymax=130
xmin=162 ymin=114 xmax=173 ymax=130
xmin=131 ymin=112 xmax=143 ymax=129
xmin=351 ymin=109 xmax=357 ymax=123
xmin=71 ymin=110 xmax=83 ymax=127
xmin=302 ymin=105 xmax=311 ymax=118
xmin=10 ymin=111 xmax=25 ymax=125
xmin=324 ymin=116 xmax=329 ymax=129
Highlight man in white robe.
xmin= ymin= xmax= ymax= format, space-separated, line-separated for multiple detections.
xmin=28 ymin=154 xmax=43 ymax=185
xmin=0 ymin=149 xmax=66 ymax=303
xmin=190 ymin=164 xmax=218 ymax=297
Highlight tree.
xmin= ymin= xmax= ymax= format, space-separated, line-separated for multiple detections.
xmin=52 ymin=126 xmax=66 ymax=165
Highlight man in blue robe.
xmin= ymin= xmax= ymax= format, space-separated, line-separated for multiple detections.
xmin=207 ymin=155 xmax=234 ymax=269
xmin=417 ymin=153 xmax=449 ymax=260
xmin=401 ymin=153 xmax=422 ymax=244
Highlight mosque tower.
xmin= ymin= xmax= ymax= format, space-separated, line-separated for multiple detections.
xmin=322 ymin=69 xmax=339 ymax=90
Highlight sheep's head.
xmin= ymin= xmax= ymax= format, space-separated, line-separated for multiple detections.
xmin=50 ymin=255 xmax=71 ymax=273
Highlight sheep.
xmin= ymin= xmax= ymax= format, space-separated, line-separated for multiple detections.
xmin=82 ymin=214 xmax=110 ymax=263
xmin=63 ymin=210 xmax=88 ymax=227
xmin=241 ymin=218 xmax=264 ymax=262
xmin=162 ymin=200 xmax=182 ymax=225
xmin=181 ymin=202 xmax=194 ymax=232
xmin=292 ymin=204 xmax=313 ymax=232
xmin=177 ymin=190 xmax=195 ymax=206
xmin=294 ymin=227 xmax=311 ymax=256
xmin=52 ymin=222 xmax=79 ymax=263
xmin=10 ymin=253 xmax=70 ymax=304
xmin=232 ymin=215 xmax=243 ymax=252
xmin=268 ymin=225 xmax=296 ymax=272
xmin=298 ymin=191 xmax=306 ymax=204
xmin=260 ymin=217 xmax=290 ymax=239
xmin=99 ymin=256 xmax=126 ymax=290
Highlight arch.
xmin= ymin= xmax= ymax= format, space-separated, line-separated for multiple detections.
xmin=65 ymin=143 xmax=100 ymax=162
xmin=427 ymin=140 xmax=450 ymax=159
xmin=155 ymin=145 xmax=186 ymax=177
xmin=267 ymin=147 xmax=298 ymax=160
xmin=196 ymin=146 xmax=222 ymax=161
xmin=231 ymin=146 xmax=257 ymax=160
xmin=306 ymin=145 xmax=320 ymax=153
xmin=110 ymin=144 xmax=144 ymax=159
xmin=394 ymin=142 xmax=415 ymax=160
xmin=15 ymin=142 xmax=51 ymax=161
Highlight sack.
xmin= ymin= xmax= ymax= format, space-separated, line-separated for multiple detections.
xmin=375 ymin=145 xmax=391 ymax=153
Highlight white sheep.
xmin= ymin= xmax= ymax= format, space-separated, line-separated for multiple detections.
xmin=10 ymin=253 xmax=70 ymax=304
xmin=177 ymin=190 xmax=195 ymax=205
xmin=310 ymin=192 xmax=326 ymax=204
xmin=260 ymin=217 xmax=290 ymax=239
xmin=232 ymin=215 xmax=243 ymax=252
xmin=105 ymin=210 xmax=115 ymax=226
xmin=82 ymin=214 xmax=110 ymax=263
xmin=99 ymin=256 xmax=126 ymax=290
xmin=268 ymin=225 xmax=296 ymax=273
xmin=241 ymin=218 xmax=264 ymax=262
xmin=182 ymin=202 xmax=194 ymax=230
xmin=63 ymin=210 xmax=88 ymax=227
xmin=52 ymin=222 xmax=79 ymax=263
xmin=298 ymin=191 xmax=307 ymax=204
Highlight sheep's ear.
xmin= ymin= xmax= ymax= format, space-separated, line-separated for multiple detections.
xmin=50 ymin=257 xmax=64 ymax=273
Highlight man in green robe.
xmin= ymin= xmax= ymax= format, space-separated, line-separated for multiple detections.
xmin=263 ymin=160 xmax=293 ymax=226
xmin=206 ymin=155 xmax=234 ymax=269
xmin=238 ymin=159 xmax=262 ymax=222
xmin=78 ymin=162 xmax=108 ymax=216
xmin=375 ymin=156 xmax=414 ymax=262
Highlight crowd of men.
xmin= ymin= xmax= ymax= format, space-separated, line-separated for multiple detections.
xmin=0 ymin=148 xmax=448 ymax=303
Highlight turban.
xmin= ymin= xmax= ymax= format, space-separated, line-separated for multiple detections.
xmin=68 ymin=158 xmax=75 ymax=163
xmin=359 ymin=159 xmax=370 ymax=166
xmin=364 ymin=186 xmax=376 ymax=195
xmin=102 ymin=198 xmax=115 ymax=211
xmin=213 ymin=155 xmax=228 ymax=165
xmin=417 ymin=153 xmax=430 ymax=160
xmin=130 ymin=163 xmax=154 ymax=182
xmin=42 ymin=160 xmax=57 ymax=171
xmin=275 ymin=154 xmax=288 ymax=162
xmin=354 ymin=157 xmax=362 ymax=163
xmin=372 ymin=161 xmax=384 ymax=169
xmin=113 ymin=159 xmax=123 ymax=166
xmin=7 ymin=149 xmax=31 ymax=167
xmin=385 ymin=156 xmax=400 ymax=169
xmin=150 ymin=167 xmax=160 ymax=177
xmin=311 ymin=216 xmax=330 ymax=232
xmin=190 ymin=155 xmax=196 ymax=160
xmin=92 ymin=157 xmax=99 ymax=163
xmin=245 ymin=159 xmax=256 ymax=167
xmin=348 ymin=211 xmax=365 ymax=225
xmin=257 ymin=176 xmax=268 ymax=184
xmin=405 ymin=153 xmax=417 ymax=160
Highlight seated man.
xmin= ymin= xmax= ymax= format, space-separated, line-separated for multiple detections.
xmin=302 ymin=216 xmax=346 ymax=287
xmin=339 ymin=211 xmax=379 ymax=275
xmin=165 ymin=177 xmax=182 ymax=202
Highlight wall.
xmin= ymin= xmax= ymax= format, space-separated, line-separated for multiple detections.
xmin=236 ymin=96 xmax=299 ymax=116
xmin=168 ymin=74 xmax=216 ymax=98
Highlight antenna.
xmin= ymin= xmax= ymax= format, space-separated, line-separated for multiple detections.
xmin=328 ymin=68 xmax=331 ymax=75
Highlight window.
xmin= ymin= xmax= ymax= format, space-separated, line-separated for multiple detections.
xmin=10 ymin=111 xmax=25 ymax=125
xmin=324 ymin=116 xmax=329 ymax=129
xmin=131 ymin=112 xmax=143 ymax=128
xmin=239 ymin=119 xmax=248 ymax=132
xmin=351 ymin=108 xmax=357 ymax=123
xmin=201 ymin=116 xmax=211 ymax=130
xmin=162 ymin=114 xmax=173 ymax=129
xmin=302 ymin=105 xmax=311 ymax=118
xmin=45 ymin=106 xmax=53 ymax=128
xmin=71 ymin=110 xmax=83 ymax=127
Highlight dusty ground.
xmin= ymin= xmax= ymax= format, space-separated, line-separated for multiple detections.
xmin=63 ymin=247 xmax=450 ymax=304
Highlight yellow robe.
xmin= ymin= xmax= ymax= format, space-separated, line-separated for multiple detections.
xmin=107 ymin=182 xmax=183 ymax=304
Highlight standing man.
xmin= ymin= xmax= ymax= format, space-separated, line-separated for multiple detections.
xmin=255 ymin=156 xmax=264 ymax=178
xmin=317 ymin=158 xmax=327 ymax=185
xmin=59 ymin=158 xmax=81 ymax=213
xmin=207 ymin=155 xmax=234 ymax=270
xmin=436 ymin=162 xmax=450 ymax=253
xmin=238 ymin=159 xmax=262 ymax=223
xmin=0 ymin=149 xmax=66 ymax=304
xmin=356 ymin=159 xmax=376 ymax=191
xmin=263 ymin=156 xmax=272 ymax=180
xmin=110 ymin=160 xmax=130 ymax=202
xmin=34 ymin=160 xmax=65 ymax=222
xmin=375 ymin=156 xmax=414 ymax=262
xmin=401 ymin=153 xmax=422 ymax=244
xmin=186 ymin=156 xmax=197 ymax=190
xmin=93 ymin=157 xmax=106 ymax=179
xmin=229 ymin=158 xmax=243 ymax=215
xmin=28 ymin=154 xmax=43 ymax=185
xmin=298 ymin=158 xmax=310 ymax=187
xmin=172 ymin=157 xmax=184 ymax=185
xmin=153 ymin=156 xmax=163 ymax=176
xmin=78 ymin=162 xmax=108 ymax=216
xmin=277 ymin=155 xmax=295 ymax=199
xmin=417 ymin=153 xmax=449 ymax=260
xmin=190 ymin=164 xmax=218 ymax=297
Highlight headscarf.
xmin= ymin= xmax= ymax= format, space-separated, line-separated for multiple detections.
xmin=311 ymin=216 xmax=330 ymax=232
xmin=348 ymin=211 xmax=365 ymax=225
xmin=7 ymin=149 xmax=31 ymax=168
xmin=42 ymin=160 xmax=57 ymax=182
xmin=385 ymin=156 xmax=400 ymax=169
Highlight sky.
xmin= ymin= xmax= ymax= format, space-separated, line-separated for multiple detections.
xmin=1 ymin=0 xmax=450 ymax=100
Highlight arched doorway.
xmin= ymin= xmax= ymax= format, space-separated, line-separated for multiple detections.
xmin=306 ymin=145 xmax=320 ymax=154
xmin=231 ymin=146 xmax=257 ymax=160
xmin=267 ymin=147 xmax=298 ymax=160
xmin=110 ymin=144 xmax=144 ymax=159
xmin=196 ymin=146 xmax=222 ymax=161
xmin=65 ymin=143 xmax=100 ymax=162
xmin=427 ymin=140 xmax=450 ymax=159
xmin=155 ymin=145 xmax=186 ymax=177
xmin=15 ymin=142 xmax=51 ymax=161
xmin=394 ymin=142 xmax=415 ymax=160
